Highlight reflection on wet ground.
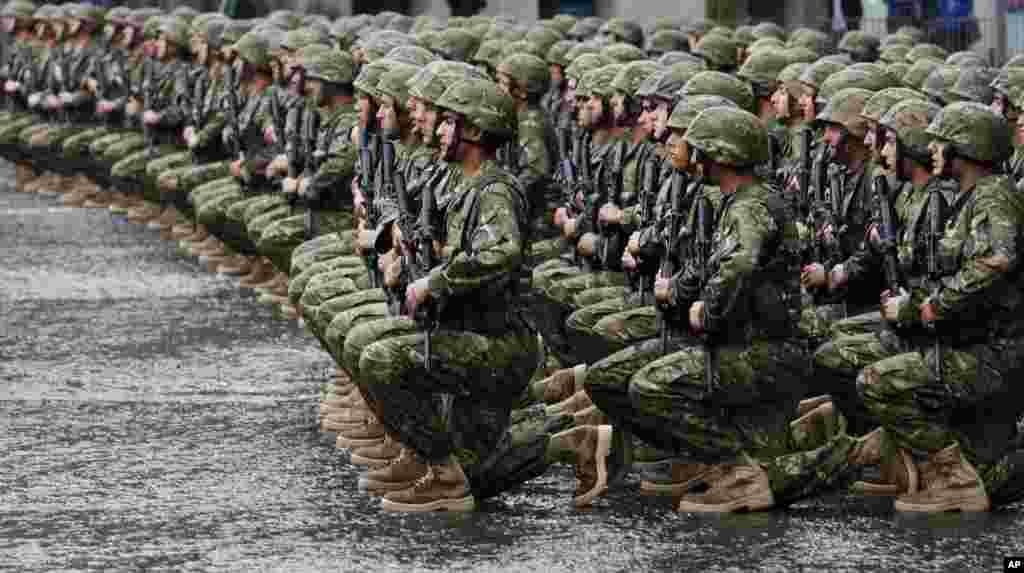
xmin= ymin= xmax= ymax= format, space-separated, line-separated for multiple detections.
xmin=1 ymin=178 xmax=1022 ymax=573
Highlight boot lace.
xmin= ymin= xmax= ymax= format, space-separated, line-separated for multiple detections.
xmin=411 ymin=466 xmax=437 ymax=491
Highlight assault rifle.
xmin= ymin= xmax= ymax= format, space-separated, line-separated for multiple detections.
xmin=692 ymin=179 xmax=717 ymax=393
xmin=658 ymin=171 xmax=686 ymax=355
xmin=808 ymin=143 xmax=839 ymax=265
xmin=598 ymin=143 xmax=624 ymax=268
xmin=632 ymin=151 xmax=658 ymax=304
xmin=873 ymin=174 xmax=901 ymax=293
xmin=299 ymin=106 xmax=322 ymax=240
xmin=190 ymin=68 xmax=211 ymax=132
xmin=141 ymin=57 xmax=156 ymax=158
xmin=798 ymin=128 xmax=813 ymax=217
xmin=556 ymin=120 xmax=579 ymax=213
xmin=395 ymin=148 xmax=438 ymax=371
xmin=358 ymin=119 xmax=379 ymax=287
xmin=221 ymin=60 xmax=241 ymax=159
xmin=926 ymin=178 xmax=944 ymax=386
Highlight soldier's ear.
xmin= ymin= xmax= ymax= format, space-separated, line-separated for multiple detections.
xmin=462 ymin=123 xmax=482 ymax=143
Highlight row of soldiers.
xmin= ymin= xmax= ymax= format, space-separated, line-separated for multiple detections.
xmin=2 ymin=2 xmax=1024 ymax=514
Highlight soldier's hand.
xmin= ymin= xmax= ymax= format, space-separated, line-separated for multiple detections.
xmin=268 ymin=155 xmax=288 ymax=175
xmin=654 ymin=272 xmax=672 ymax=304
xmin=96 ymin=101 xmax=114 ymax=115
xmin=920 ymin=301 xmax=937 ymax=324
xmin=282 ymin=177 xmax=299 ymax=195
xmin=84 ymin=78 xmax=98 ymax=94
xmin=561 ymin=217 xmax=578 ymax=240
xmin=828 ymin=264 xmax=848 ymax=291
xmin=27 ymin=93 xmax=41 ymax=108
xmin=866 ymin=222 xmax=881 ymax=246
xmin=356 ymin=229 xmax=376 ymax=255
xmin=4 ymin=80 xmax=17 ymax=93
xmin=621 ymin=250 xmax=637 ymax=270
xmin=553 ymin=206 xmax=568 ymax=228
xmin=125 ymin=99 xmax=140 ymax=116
xmin=383 ymin=253 xmax=403 ymax=288
xmin=689 ymin=301 xmax=705 ymax=334
xmin=405 ymin=277 xmax=431 ymax=318
xmin=229 ymin=160 xmax=243 ymax=179
xmin=263 ymin=126 xmax=275 ymax=145
xmin=801 ymin=263 xmax=827 ymax=288
xmin=297 ymin=178 xmax=309 ymax=197
xmin=598 ymin=204 xmax=623 ymax=225
xmin=880 ymin=288 xmax=909 ymax=323
xmin=45 ymin=94 xmax=60 ymax=110
xmin=142 ymin=110 xmax=161 ymax=126
xmin=576 ymin=233 xmax=598 ymax=257
xmin=627 ymin=231 xmax=641 ymax=256
xmin=820 ymin=223 xmax=836 ymax=244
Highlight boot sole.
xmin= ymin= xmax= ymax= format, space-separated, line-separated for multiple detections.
xmin=851 ymin=481 xmax=905 ymax=496
xmin=797 ymin=395 xmax=832 ymax=416
xmin=574 ymin=425 xmax=612 ymax=507
xmin=677 ymin=490 xmax=775 ymax=513
xmin=350 ymin=452 xmax=397 ymax=467
xmin=893 ymin=495 xmax=990 ymax=513
xmin=336 ymin=434 xmax=385 ymax=449
xmin=358 ymin=477 xmax=420 ymax=494
xmin=639 ymin=473 xmax=712 ymax=496
xmin=381 ymin=494 xmax=476 ymax=513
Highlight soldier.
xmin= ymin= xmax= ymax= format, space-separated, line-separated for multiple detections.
xmin=354 ymin=78 xmax=535 ymax=512
xmin=860 ymin=102 xmax=1024 ymax=512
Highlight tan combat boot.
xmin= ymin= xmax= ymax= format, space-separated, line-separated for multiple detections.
xmin=797 ymin=394 xmax=833 ymax=416
xmin=336 ymin=416 xmax=386 ymax=449
xmin=545 ymin=389 xmax=593 ymax=417
xmin=572 ymin=405 xmax=608 ymax=427
xmin=893 ymin=443 xmax=990 ymax=512
xmin=549 ymin=424 xmax=614 ymax=507
xmin=238 ymin=258 xmax=275 ymax=288
xmin=216 ymin=255 xmax=252 ymax=277
xmin=14 ymin=162 xmax=36 ymax=192
xmin=848 ymin=427 xmax=919 ymax=496
xmin=170 ymin=221 xmax=196 ymax=240
xmin=351 ymin=435 xmax=403 ymax=467
xmin=531 ymin=364 xmax=586 ymax=404
xmin=358 ymin=447 xmax=429 ymax=494
xmin=82 ymin=192 xmax=113 ymax=208
xmin=789 ymin=401 xmax=841 ymax=451
xmin=381 ymin=456 xmax=475 ymax=512
xmin=676 ymin=463 xmax=775 ymax=513
xmin=640 ymin=462 xmax=729 ymax=496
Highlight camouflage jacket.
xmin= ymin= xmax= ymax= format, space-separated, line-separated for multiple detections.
xmin=427 ymin=159 xmax=530 ymax=332
xmin=512 ymin=107 xmax=556 ymax=213
xmin=923 ymin=174 xmax=1024 ymax=345
xmin=670 ymin=181 xmax=802 ymax=344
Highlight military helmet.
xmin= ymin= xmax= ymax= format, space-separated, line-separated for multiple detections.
xmin=188 ymin=13 xmax=221 ymax=39
xmin=158 ymin=16 xmax=191 ymax=46
xmin=550 ymin=14 xmax=577 ymax=35
xmin=880 ymin=33 xmax=914 ymax=50
xmin=501 ymin=39 xmax=545 ymax=60
xmin=693 ymin=33 xmax=738 ymax=70
xmin=921 ymin=65 xmax=962 ymax=105
xmin=816 ymin=87 xmax=874 ymax=137
xmin=1003 ymin=54 xmax=1024 ymax=71
xmin=816 ymin=69 xmax=887 ymax=105
xmin=682 ymin=18 xmax=715 ymax=37
xmin=353 ymin=58 xmax=397 ymax=98
xmin=219 ymin=20 xmax=252 ymax=48
xmin=280 ymin=28 xmax=322 ymax=52
xmin=786 ymin=46 xmax=819 ymax=64
xmin=565 ymin=53 xmax=613 ymax=83
xmin=374 ymin=62 xmax=419 ymax=107
xmin=436 ymin=77 xmax=517 ymax=140
xmin=232 ymin=30 xmax=272 ymax=69
xmin=837 ymin=30 xmax=880 ymax=62
xmin=707 ymin=25 xmax=734 ymax=38
xmin=472 ymin=39 xmax=505 ymax=69
xmin=797 ymin=58 xmax=845 ymax=92
xmin=386 ymin=45 xmax=437 ymax=67
xmin=363 ymin=31 xmax=415 ymax=62
xmin=733 ymin=25 xmax=756 ymax=46
xmin=497 ymin=53 xmax=551 ymax=96
xmin=567 ymin=17 xmax=602 ymax=41
xmin=611 ymin=60 xmax=662 ymax=96
xmin=433 ymin=28 xmax=480 ymax=61
xmin=896 ymin=25 xmax=925 ymax=43
xmin=685 ymin=106 xmax=769 ymax=167
xmin=667 ymin=94 xmax=738 ymax=131
xmin=887 ymin=61 xmax=910 ymax=80
xmin=926 ymin=101 xmax=1012 ymax=164
xmin=408 ymin=60 xmax=488 ymax=104
xmin=879 ymin=44 xmax=911 ymax=65
xmin=545 ymin=40 xmax=577 ymax=67
xmin=142 ymin=14 xmax=164 ymax=42
xmin=599 ymin=17 xmax=642 ymax=47
xmin=906 ymin=43 xmax=948 ymax=64
xmin=637 ymin=66 xmax=697 ymax=102
xmin=752 ymin=21 xmax=786 ymax=42
xmin=646 ymin=29 xmax=687 ymax=55
xmin=679 ymin=70 xmax=756 ymax=114
xmin=2 ymin=0 xmax=36 ymax=21
xmin=578 ymin=63 xmax=623 ymax=99
xmin=861 ymin=87 xmax=927 ymax=123
xmin=946 ymin=51 xmax=987 ymax=67
xmin=737 ymin=48 xmax=791 ymax=87
xmin=787 ymin=29 xmax=831 ymax=56
xmin=902 ymin=58 xmax=942 ymax=91
xmin=878 ymin=99 xmax=941 ymax=161
xmin=657 ymin=51 xmax=705 ymax=68
xmin=524 ymin=26 xmax=562 ymax=52
xmin=948 ymin=66 xmax=996 ymax=104
xmin=747 ymin=37 xmax=785 ymax=54
xmin=564 ymin=43 xmax=601 ymax=66
xmin=601 ymin=42 xmax=646 ymax=63
xmin=302 ymin=48 xmax=355 ymax=85
xmin=68 ymin=3 xmax=105 ymax=31
xmin=778 ymin=62 xmax=810 ymax=98
xmin=266 ymin=10 xmax=300 ymax=30
xmin=646 ymin=16 xmax=681 ymax=37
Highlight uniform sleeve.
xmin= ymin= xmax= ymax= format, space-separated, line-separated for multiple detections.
xmin=933 ymin=185 xmax=1022 ymax=321
xmin=700 ymin=199 xmax=774 ymax=335
xmin=428 ymin=184 xmax=524 ymax=298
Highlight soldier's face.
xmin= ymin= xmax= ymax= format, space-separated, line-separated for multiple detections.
xmin=772 ymin=85 xmax=795 ymax=120
xmin=1016 ymin=113 xmax=1024 ymax=147
xmin=881 ymin=131 xmax=899 ymax=176
xmin=417 ymin=100 xmax=439 ymax=145
xmin=576 ymin=96 xmax=591 ymax=128
xmin=563 ymin=78 xmax=577 ymax=108
xmin=550 ymin=64 xmax=563 ymax=86
xmin=798 ymin=88 xmax=816 ymax=122
xmin=863 ymin=121 xmax=881 ymax=159
xmin=823 ymin=125 xmax=847 ymax=157
xmin=496 ymin=72 xmax=515 ymax=99
xmin=611 ymin=93 xmax=627 ymax=123
xmin=306 ymin=79 xmax=324 ymax=105
xmin=66 ymin=18 xmax=81 ymax=36
xmin=120 ymin=27 xmax=135 ymax=49
xmin=377 ymin=95 xmax=399 ymax=132
xmin=437 ymin=113 xmax=460 ymax=161
xmin=666 ymin=129 xmax=689 ymax=171
xmin=156 ymin=36 xmax=169 ymax=60
xmin=588 ymin=95 xmax=605 ymax=125
xmin=928 ymin=141 xmax=949 ymax=177
xmin=358 ymin=96 xmax=376 ymax=127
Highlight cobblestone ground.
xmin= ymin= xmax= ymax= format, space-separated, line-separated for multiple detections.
xmin=0 ymin=163 xmax=1022 ymax=573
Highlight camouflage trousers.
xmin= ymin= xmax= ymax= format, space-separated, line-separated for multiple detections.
xmin=257 ymin=210 xmax=354 ymax=274
xmin=160 ymin=160 xmax=231 ymax=213
xmin=110 ymin=144 xmax=182 ymax=203
xmin=61 ymin=126 xmax=110 ymax=159
xmin=296 ymin=269 xmax=371 ymax=341
xmin=564 ymin=291 xmax=643 ymax=365
xmin=288 ymin=254 xmax=363 ymax=306
xmin=358 ymin=322 xmax=540 ymax=464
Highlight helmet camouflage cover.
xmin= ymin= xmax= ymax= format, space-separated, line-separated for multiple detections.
xmin=737 ymin=48 xmax=791 ymax=86
xmin=861 ymin=87 xmax=927 ymax=122
xmin=611 ymin=60 xmax=663 ymax=96
xmin=601 ymin=42 xmax=646 ymax=63
xmin=926 ymin=101 xmax=1012 ymax=164
xmin=906 ymin=43 xmax=949 ymax=64
xmin=667 ymin=94 xmax=738 ymax=131
xmin=497 ymin=52 xmax=551 ymax=95
xmin=578 ymin=63 xmax=623 ymax=98
xmin=878 ymin=99 xmax=941 ymax=160
xmin=407 ymin=60 xmax=488 ymax=104
xmin=685 ymin=106 xmax=769 ymax=167
xmin=679 ymin=70 xmax=756 ymax=114
xmin=436 ymin=77 xmax=517 ymax=140
xmin=302 ymin=48 xmax=356 ymax=85
xmin=693 ymin=32 xmax=738 ymax=70
xmin=948 ymin=66 xmax=996 ymax=104
xmin=637 ymin=65 xmax=700 ymax=101
xmin=375 ymin=62 xmax=419 ymax=106
xmin=816 ymin=87 xmax=874 ymax=137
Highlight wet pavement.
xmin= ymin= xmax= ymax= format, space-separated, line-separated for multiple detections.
xmin=2 ymin=167 xmax=1023 ymax=573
